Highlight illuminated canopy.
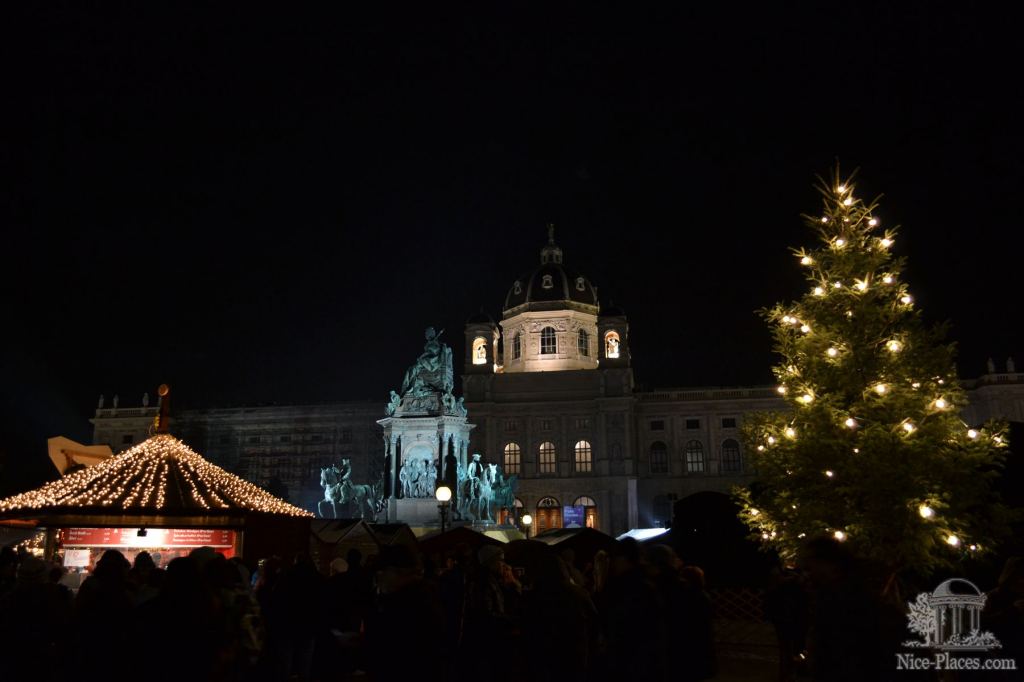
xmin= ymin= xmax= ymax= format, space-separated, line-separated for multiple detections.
xmin=0 ymin=434 xmax=312 ymax=520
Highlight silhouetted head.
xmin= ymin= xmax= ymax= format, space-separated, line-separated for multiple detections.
xmin=800 ymin=536 xmax=855 ymax=587
xmin=134 ymin=551 xmax=156 ymax=571
xmin=96 ymin=549 xmax=130 ymax=580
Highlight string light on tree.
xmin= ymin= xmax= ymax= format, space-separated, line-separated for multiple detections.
xmin=946 ymin=535 xmax=960 ymax=547
xmin=735 ymin=167 xmax=1009 ymax=576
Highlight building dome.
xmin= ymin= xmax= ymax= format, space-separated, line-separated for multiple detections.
xmin=503 ymin=226 xmax=599 ymax=312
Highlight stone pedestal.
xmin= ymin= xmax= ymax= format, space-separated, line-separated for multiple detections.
xmin=395 ymin=498 xmax=442 ymax=525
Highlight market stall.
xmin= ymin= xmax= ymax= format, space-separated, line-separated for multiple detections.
xmin=0 ymin=433 xmax=313 ymax=573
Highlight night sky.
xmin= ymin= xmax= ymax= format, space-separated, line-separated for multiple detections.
xmin=4 ymin=5 xmax=1022 ymax=490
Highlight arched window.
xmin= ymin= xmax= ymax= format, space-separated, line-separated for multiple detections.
xmin=685 ymin=440 xmax=706 ymax=473
xmin=574 ymin=440 xmax=593 ymax=472
xmin=536 ymin=496 xmax=562 ymax=533
xmin=541 ymin=274 xmax=554 ymax=289
xmin=512 ymin=332 xmax=522 ymax=360
xmin=650 ymin=441 xmax=668 ymax=474
xmin=577 ymin=329 xmax=590 ymax=357
xmin=573 ymin=495 xmax=598 ymax=529
xmin=503 ymin=442 xmax=521 ymax=475
xmin=575 ymin=276 xmax=586 ymax=292
xmin=513 ymin=280 xmax=522 ymax=294
xmin=538 ymin=442 xmax=557 ymax=474
xmin=541 ymin=327 xmax=557 ymax=355
xmin=721 ymin=439 xmax=742 ymax=473
xmin=605 ymin=330 xmax=621 ymax=359
xmin=472 ymin=337 xmax=487 ymax=365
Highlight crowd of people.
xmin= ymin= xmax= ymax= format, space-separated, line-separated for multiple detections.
xmin=0 ymin=537 xmax=713 ymax=682
xmin=2 ymin=535 xmax=1022 ymax=682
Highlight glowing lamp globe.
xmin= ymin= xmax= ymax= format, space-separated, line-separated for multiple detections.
xmin=521 ymin=514 xmax=533 ymax=526
xmin=435 ymin=485 xmax=452 ymax=503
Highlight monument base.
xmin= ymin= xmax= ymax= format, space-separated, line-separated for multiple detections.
xmin=394 ymin=497 xmax=442 ymax=525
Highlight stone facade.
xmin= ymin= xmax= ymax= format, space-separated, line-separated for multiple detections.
xmin=89 ymin=234 xmax=1023 ymax=535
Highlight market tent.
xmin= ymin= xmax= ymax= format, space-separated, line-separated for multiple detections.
xmin=532 ymin=527 xmax=619 ymax=567
xmin=310 ymin=519 xmax=380 ymax=572
xmin=0 ymin=434 xmax=312 ymax=562
xmin=417 ymin=525 xmax=503 ymax=556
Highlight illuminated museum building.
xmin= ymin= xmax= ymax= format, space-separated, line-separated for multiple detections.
xmin=91 ymin=234 xmax=1024 ymax=536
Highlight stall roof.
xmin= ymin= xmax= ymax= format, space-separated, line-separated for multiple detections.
xmin=0 ymin=434 xmax=312 ymax=522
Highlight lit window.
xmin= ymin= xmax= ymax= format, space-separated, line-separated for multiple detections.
xmin=503 ymin=443 xmax=521 ymax=475
xmin=578 ymin=329 xmax=589 ymax=357
xmin=650 ymin=442 xmax=668 ymax=474
xmin=541 ymin=274 xmax=554 ymax=289
xmin=541 ymin=327 xmax=557 ymax=354
xmin=539 ymin=442 xmax=557 ymax=474
xmin=513 ymin=280 xmax=522 ymax=294
xmin=472 ymin=337 xmax=487 ymax=365
xmin=721 ymin=439 xmax=742 ymax=473
xmin=605 ymin=330 xmax=621 ymax=359
xmin=574 ymin=440 xmax=593 ymax=472
xmin=574 ymin=495 xmax=598 ymax=528
xmin=576 ymin=277 xmax=586 ymax=292
xmin=513 ymin=333 xmax=522 ymax=360
xmin=685 ymin=440 xmax=705 ymax=473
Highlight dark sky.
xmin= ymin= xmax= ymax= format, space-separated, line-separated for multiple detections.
xmin=3 ymin=4 xmax=1022 ymax=487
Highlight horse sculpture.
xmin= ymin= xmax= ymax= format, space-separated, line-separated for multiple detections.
xmin=319 ymin=465 xmax=380 ymax=521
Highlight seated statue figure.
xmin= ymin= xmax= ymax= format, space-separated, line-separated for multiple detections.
xmin=401 ymin=327 xmax=454 ymax=396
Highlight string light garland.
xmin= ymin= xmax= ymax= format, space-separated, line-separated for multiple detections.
xmin=0 ymin=434 xmax=313 ymax=517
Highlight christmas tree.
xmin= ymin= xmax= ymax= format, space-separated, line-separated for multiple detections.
xmin=737 ymin=169 xmax=1008 ymax=576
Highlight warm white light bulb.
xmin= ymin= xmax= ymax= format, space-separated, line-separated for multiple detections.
xmin=901 ymin=294 xmax=913 ymax=304
xmin=800 ymin=393 xmax=813 ymax=404
xmin=767 ymin=436 xmax=776 ymax=445
xmin=826 ymin=347 xmax=838 ymax=357
xmin=967 ymin=429 xmax=978 ymax=439
xmin=934 ymin=398 xmax=947 ymax=409
xmin=880 ymin=237 xmax=892 ymax=248
xmin=868 ymin=218 xmax=878 ymax=226
xmin=800 ymin=255 xmax=812 ymax=265
xmin=800 ymin=324 xmax=811 ymax=333
xmin=838 ymin=184 xmax=847 ymax=193
xmin=969 ymin=544 xmax=977 ymax=551
xmin=842 ymin=197 xmax=853 ymax=206
xmin=903 ymin=421 xmax=916 ymax=433
xmin=781 ymin=315 xmax=792 ymax=324
xmin=833 ymin=281 xmax=842 ymax=289
xmin=887 ymin=340 xmax=901 ymax=352
xmin=834 ymin=530 xmax=846 ymax=541
xmin=825 ymin=470 xmax=834 ymax=478
xmin=854 ymin=281 xmax=867 ymax=291
xmin=874 ymin=383 xmax=887 ymax=395
xmin=919 ymin=505 xmax=934 ymax=519
xmin=844 ymin=417 xmax=856 ymax=428
xmin=777 ymin=385 xmax=787 ymax=394
xmin=820 ymin=216 xmax=829 ymax=223
xmin=835 ymin=238 xmax=846 ymax=247
xmin=784 ymin=427 xmax=796 ymax=439
xmin=882 ymin=275 xmax=894 ymax=284
xmin=813 ymin=286 xmax=825 ymax=296
xmin=946 ymin=535 xmax=960 ymax=547
xmin=750 ymin=508 xmax=760 ymax=516
xmin=756 ymin=445 xmax=765 ymax=452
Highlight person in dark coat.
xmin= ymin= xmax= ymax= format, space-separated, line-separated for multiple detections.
xmin=599 ymin=539 xmax=666 ymax=682
xmin=364 ymin=545 xmax=446 ymax=682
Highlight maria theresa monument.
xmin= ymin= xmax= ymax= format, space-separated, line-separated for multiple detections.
xmin=89 ymin=229 xmax=1024 ymax=535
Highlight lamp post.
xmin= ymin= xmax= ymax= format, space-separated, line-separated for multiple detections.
xmin=435 ymin=485 xmax=452 ymax=533
xmin=521 ymin=513 xmax=533 ymax=538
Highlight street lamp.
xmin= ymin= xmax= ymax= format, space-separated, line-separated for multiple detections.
xmin=435 ymin=485 xmax=452 ymax=533
xmin=521 ymin=513 xmax=533 ymax=538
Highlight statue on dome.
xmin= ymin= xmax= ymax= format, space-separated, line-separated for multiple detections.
xmin=401 ymin=327 xmax=454 ymax=397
